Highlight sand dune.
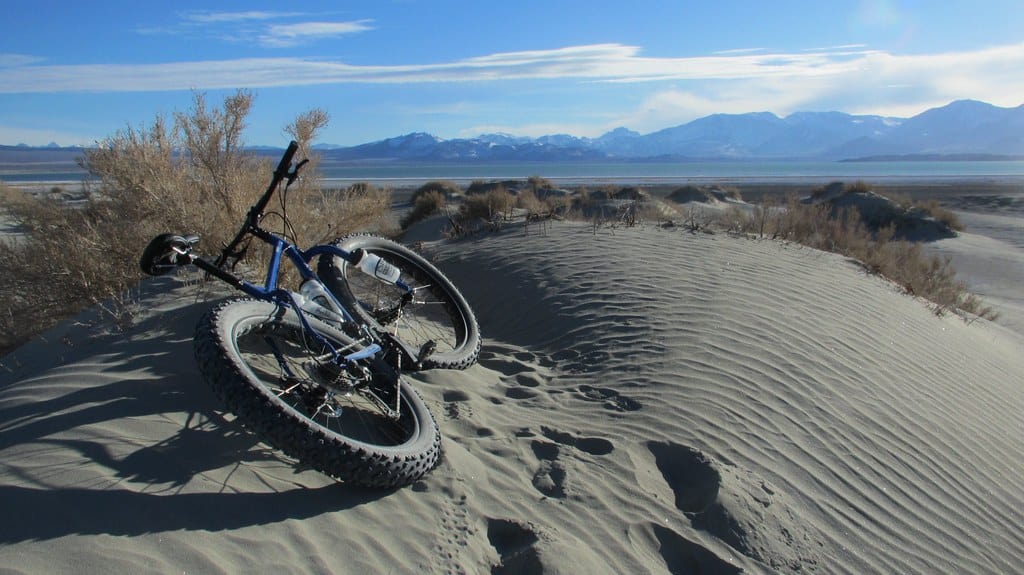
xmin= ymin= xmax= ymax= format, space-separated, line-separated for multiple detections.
xmin=2 ymin=222 xmax=1023 ymax=574
xmin=926 ymin=209 xmax=1024 ymax=334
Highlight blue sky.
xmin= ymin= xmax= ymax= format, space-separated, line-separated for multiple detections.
xmin=2 ymin=0 xmax=1022 ymax=146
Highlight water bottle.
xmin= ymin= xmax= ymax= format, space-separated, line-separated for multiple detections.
xmin=297 ymin=280 xmax=342 ymax=321
xmin=354 ymin=249 xmax=401 ymax=284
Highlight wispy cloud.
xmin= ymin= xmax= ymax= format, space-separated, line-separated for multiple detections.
xmin=0 ymin=54 xmax=44 ymax=67
xmin=260 ymin=20 xmax=374 ymax=48
xmin=713 ymin=48 xmax=765 ymax=56
xmin=138 ymin=11 xmax=371 ymax=48
xmin=180 ymin=10 xmax=298 ymax=24
xmin=2 ymin=42 xmax=1022 ymax=118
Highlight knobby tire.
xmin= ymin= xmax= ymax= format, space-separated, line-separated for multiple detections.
xmin=193 ymin=298 xmax=441 ymax=488
xmin=318 ymin=234 xmax=481 ymax=370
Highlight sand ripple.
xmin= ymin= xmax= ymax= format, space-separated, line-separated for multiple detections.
xmin=2 ymin=225 xmax=1023 ymax=574
xmin=434 ymin=224 xmax=1024 ymax=574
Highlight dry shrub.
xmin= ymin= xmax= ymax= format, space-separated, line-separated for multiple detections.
xmin=466 ymin=179 xmax=518 ymax=196
xmin=913 ymin=198 xmax=964 ymax=231
xmin=668 ymin=185 xmax=709 ymax=204
xmin=287 ymin=182 xmax=390 ymax=248
xmin=719 ymin=205 xmax=752 ymax=234
xmin=527 ymin=175 xmax=553 ymax=192
xmin=461 ymin=186 xmax=514 ymax=222
xmin=401 ymin=188 xmax=446 ymax=229
xmin=809 ymin=181 xmax=846 ymax=201
xmin=728 ymin=194 xmax=997 ymax=320
xmin=410 ymin=181 xmax=461 ymax=203
xmin=842 ymin=180 xmax=873 ymax=195
xmin=0 ymin=91 xmax=388 ymax=355
xmin=572 ymin=187 xmax=593 ymax=206
xmin=516 ymin=189 xmax=546 ymax=218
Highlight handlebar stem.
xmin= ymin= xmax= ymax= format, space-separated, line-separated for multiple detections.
xmin=215 ymin=140 xmax=303 ymax=268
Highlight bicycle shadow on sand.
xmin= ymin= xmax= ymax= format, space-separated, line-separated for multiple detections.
xmin=0 ymin=276 xmax=392 ymax=543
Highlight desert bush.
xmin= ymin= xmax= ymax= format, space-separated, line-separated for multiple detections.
xmin=810 ymin=181 xmax=846 ymax=201
xmin=411 ymin=180 xmax=461 ymax=203
xmin=668 ymin=185 xmax=708 ymax=204
xmin=612 ymin=186 xmax=647 ymax=201
xmin=516 ymin=189 xmax=546 ymax=218
xmin=728 ymin=194 xmax=996 ymax=320
xmin=461 ymin=186 xmax=514 ymax=222
xmin=612 ymin=199 xmax=665 ymax=228
xmin=912 ymin=198 xmax=964 ymax=231
xmin=0 ymin=91 xmax=388 ymax=356
xmin=310 ymin=182 xmax=391 ymax=243
xmin=719 ymin=205 xmax=752 ymax=234
xmin=466 ymin=179 xmax=519 ymax=196
xmin=401 ymin=188 xmax=446 ymax=229
xmin=465 ymin=180 xmax=489 ymax=195
xmin=527 ymin=175 xmax=553 ymax=193
xmin=842 ymin=180 xmax=873 ymax=196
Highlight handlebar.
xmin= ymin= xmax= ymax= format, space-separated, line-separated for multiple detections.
xmin=214 ymin=140 xmax=304 ymax=268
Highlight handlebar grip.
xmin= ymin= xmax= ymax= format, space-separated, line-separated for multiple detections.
xmin=274 ymin=140 xmax=300 ymax=178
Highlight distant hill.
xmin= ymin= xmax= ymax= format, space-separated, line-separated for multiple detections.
xmin=4 ymin=100 xmax=1023 ymax=165
xmin=0 ymin=144 xmax=87 ymax=164
xmin=312 ymin=99 xmax=1024 ymax=162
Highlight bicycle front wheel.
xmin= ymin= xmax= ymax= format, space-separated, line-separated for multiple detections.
xmin=193 ymin=298 xmax=440 ymax=488
xmin=318 ymin=234 xmax=481 ymax=370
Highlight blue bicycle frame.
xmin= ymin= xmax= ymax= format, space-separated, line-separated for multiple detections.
xmin=145 ymin=140 xmax=424 ymax=370
xmin=178 ymin=141 xmax=416 ymax=369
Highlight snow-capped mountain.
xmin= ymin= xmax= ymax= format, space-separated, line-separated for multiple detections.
xmin=317 ymin=100 xmax=1024 ymax=162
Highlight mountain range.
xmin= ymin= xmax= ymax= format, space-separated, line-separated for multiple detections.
xmin=315 ymin=99 xmax=1024 ymax=162
xmin=4 ymin=100 xmax=1023 ymax=164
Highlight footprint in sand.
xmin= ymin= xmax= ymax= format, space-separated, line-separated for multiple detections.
xmin=647 ymin=441 xmax=821 ymax=570
xmin=530 ymin=428 xmax=615 ymax=498
xmin=577 ymin=384 xmax=642 ymax=412
xmin=540 ymin=427 xmax=614 ymax=456
xmin=530 ymin=440 xmax=566 ymax=498
xmin=555 ymin=349 xmax=613 ymax=374
xmin=511 ymin=350 xmax=557 ymax=369
xmin=442 ymin=390 xmax=493 ymax=436
xmin=650 ymin=524 xmax=742 ymax=575
xmin=505 ymin=386 xmax=539 ymax=400
xmin=443 ymin=390 xmax=472 ymax=420
xmin=487 ymin=518 xmax=543 ymax=575
xmin=477 ymin=352 xmax=540 ymax=378
xmin=647 ymin=442 xmax=720 ymax=513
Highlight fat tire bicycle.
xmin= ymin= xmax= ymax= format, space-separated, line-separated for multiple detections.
xmin=139 ymin=141 xmax=480 ymax=488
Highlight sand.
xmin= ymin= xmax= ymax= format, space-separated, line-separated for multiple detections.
xmin=2 ymin=198 xmax=1024 ymax=573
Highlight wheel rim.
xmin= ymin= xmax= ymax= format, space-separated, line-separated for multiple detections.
xmin=342 ymin=251 xmax=465 ymax=356
xmin=230 ymin=316 xmax=420 ymax=448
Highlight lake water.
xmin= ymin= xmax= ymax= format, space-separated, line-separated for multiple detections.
xmin=4 ymin=158 xmax=1024 ymax=188
xmin=314 ymin=159 xmax=1024 ymax=188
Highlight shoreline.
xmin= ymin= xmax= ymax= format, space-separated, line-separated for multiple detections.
xmin=7 ymin=174 xmax=1022 ymax=210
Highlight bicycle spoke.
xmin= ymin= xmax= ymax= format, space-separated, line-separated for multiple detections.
xmin=233 ymin=322 xmax=414 ymax=447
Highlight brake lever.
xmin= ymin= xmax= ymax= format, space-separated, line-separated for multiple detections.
xmin=286 ymin=159 xmax=310 ymax=187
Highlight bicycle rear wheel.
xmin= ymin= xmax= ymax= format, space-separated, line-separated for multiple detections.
xmin=193 ymin=298 xmax=440 ymax=488
xmin=318 ymin=234 xmax=480 ymax=370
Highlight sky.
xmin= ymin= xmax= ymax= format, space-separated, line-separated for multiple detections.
xmin=2 ymin=0 xmax=1023 ymax=147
